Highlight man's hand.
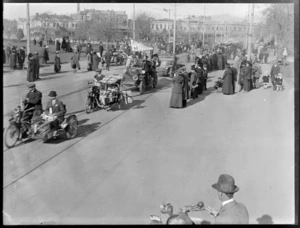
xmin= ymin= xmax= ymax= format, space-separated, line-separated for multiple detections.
xmin=205 ymin=206 xmax=219 ymax=217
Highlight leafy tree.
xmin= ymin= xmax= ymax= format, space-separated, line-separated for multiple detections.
xmin=255 ymin=4 xmax=294 ymax=49
xmin=16 ymin=28 xmax=24 ymax=41
xmin=135 ymin=12 xmax=152 ymax=41
xmin=3 ymin=19 xmax=18 ymax=40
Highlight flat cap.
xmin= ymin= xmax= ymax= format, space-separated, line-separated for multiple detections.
xmin=27 ymin=82 xmax=36 ymax=88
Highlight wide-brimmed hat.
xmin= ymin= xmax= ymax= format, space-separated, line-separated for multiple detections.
xmin=27 ymin=82 xmax=36 ymax=88
xmin=212 ymin=174 xmax=239 ymax=194
xmin=48 ymin=91 xmax=57 ymax=97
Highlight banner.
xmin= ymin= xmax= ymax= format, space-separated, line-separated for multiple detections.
xmin=131 ymin=40 xmax=153 ymax=52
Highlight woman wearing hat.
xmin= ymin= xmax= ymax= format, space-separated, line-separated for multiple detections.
xmin=210 ymin=174 xmax=249 ymax=224
xmin=221 ymin=63 xmax=234 ymax=95
xmin=26 ymin=53 xmax=35 ymax=82
xmin=169 ymin=71 xmax=185 ymax=108
xmin=70 ymin=51 xmax=80 ymax=73
xmin=54 ymin=51 xmax=61 ymax=73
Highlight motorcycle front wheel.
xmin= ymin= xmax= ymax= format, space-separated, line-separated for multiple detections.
xmin=139 ymin=80 xmax=146 ymax=95
xmin=85 ymin=97 xmax=93 ymax=114
xmin=66 ymin=116 xmax=78 ymax=139
xmin=4 ymin=123 xmax=20 ymax=148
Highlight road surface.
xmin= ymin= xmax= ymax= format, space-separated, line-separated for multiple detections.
xmin=3 ymin=52 xmax=295 ymax=224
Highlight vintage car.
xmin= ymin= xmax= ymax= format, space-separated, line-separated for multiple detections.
xmin=156 ymin=57 xmax=185 ymax=78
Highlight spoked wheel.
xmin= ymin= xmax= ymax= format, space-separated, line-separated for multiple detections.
xmin=4 ymin=123 xmax=20 ymax=148
xmin=139 ymin=80 xmax=146 ymax=95
xmin=85 ymin=97 xmax=92 ymax=114
xmin=66 ymin=116 xmax=78 ymax=139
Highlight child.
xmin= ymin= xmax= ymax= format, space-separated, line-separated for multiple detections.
xmin=214 ymin=77 xmax=223 ymax=92
xmin=262 ymin=72 xmax=271 ymax=89
xmin=275 ymin=73 xmax=283 ymax=91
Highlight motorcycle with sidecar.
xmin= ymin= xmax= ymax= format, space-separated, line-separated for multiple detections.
xmin=4 ymin=99 xmax=78 ymax=148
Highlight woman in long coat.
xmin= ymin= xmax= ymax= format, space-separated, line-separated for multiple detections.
xmin=92 ymin=51 xmax=100 ymax=71
xmin=170 ymin=72 xmax=184 ymax=108
xmin=10 ymin=50 xmax=17 ymax=69
xmin=54 ymin=51 xmax=61 ymax=73
xmin=71 ymin=51 xmax=80 ymax=73
xmin=27 ymin=53 xmax=35 ymax=82
xmin=222 ymin=63 xmax=234 ymax=95
xmin=243 ymin=62 xmax=252 ymax=92
xmin=87 ymin=51 xmax=93 ymax=71
xmin=182 ymin=71 xmax=190 ymax=107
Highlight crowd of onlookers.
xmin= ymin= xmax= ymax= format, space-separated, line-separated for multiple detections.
xmin=3 ymin=44 xmax=26 ymax=70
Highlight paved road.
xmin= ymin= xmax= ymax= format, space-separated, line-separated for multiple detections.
xmin=3 ymin=53 xmax=295 ymax=224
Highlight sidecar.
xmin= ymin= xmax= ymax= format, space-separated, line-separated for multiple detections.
xmin=31 ymin=112 xmax=78 ymax=142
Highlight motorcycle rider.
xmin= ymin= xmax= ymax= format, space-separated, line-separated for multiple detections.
xmin=44 ymin=91 xmax=66 ymax=136
xmin=23 ymin=82 xmax=43 ymax=121
xmin=151 ymin=54 xmax=161 ymax=86
xmin=142 ymin=55 xmax=153 ymax=84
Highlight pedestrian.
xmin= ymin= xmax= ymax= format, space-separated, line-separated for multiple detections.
xmin=55 ymin=38 xmax=61 ymax=51
xmin=99 ymin=42 xmax=104 ymax=57
xmin=242 ymin=61 xmax=252 ymax=92
xmin=252 ymin=60 xmax=262 ymax=89
xmin=5 ymin=44 xmax=11 ymax=64
xmin=54 ymin=51 xmax=61 ymax=73
xmin=264 ymin=51 xmax=269 ymax=64
xmin=169 ymin=71 xmax=184 ymax=108
xmin=39 ymin=40 xmax=43 ymax=47
xmin=270 ymin=60 xmax=281 ymax=91
xmin=259 ymin=51 xmax=264 ymax=64
xmin=44 ymin=46 xmax=49 ymax=64
xmin=189 ymin=70 xmax=199 ymax=99
xmin=203 ymin=63 xmax=208 ymax=91
xmin=282 ymin=47 xmax=288 ymax=66
xmin=217 ymin=52 xmax=223 ymax=70
xmin=210 ymin=174 xmax=249 ymax=224
xmin=10 ymin=49 xmax=17 ymax=69
xmin=24 ymin=82 xmax=43 ymax=119
xmin=87 ymin=50 xmax=93 ymax=71
xmin=194 ymin=63 xmax=204 ymax=95
xmin=70 ymin=51 xmax=80 ymax=73
xmin=182 ymin=70 xmax=190 ymax=107
xmin=92 ymin=51 xmax=101 ymax=71
xmin=18 ymin=46 xmax=26 ymax=69
xmin=26 ymin=53 xmax=35 ymax=82
xmin=221 ymin=63 xmax=234 ymax=95
xmin=104 ymin=49 xmax=112 ymax=71
xmin=33 ymin=39 xmax=37 ymax=46
xmin=238 ymin=62 xmax=246 ymax=92
xmin=33 ymin=52 xmax=40 ymax=80
xmin=86 ymin=42 xmax=91 ymax=56
xmin=230 ymin=63 xmax=238 ymax=93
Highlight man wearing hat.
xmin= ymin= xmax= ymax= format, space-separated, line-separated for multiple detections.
xmin=44 ymin=91 xmax=66 ymax=136
xmin=44 ymin=46 xmax=49 ymax=64
xmin=33 ymin=52 xmax=40 ymax=80
xmin=270 ymin=60 xmax=281 ymax=91
xmin=24 ymin=82 xmax=43 ymax=119
xmin=210 ymin=174 xmax=249 ymax=224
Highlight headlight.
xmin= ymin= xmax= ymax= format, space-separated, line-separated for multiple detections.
xmin=141 ymin=70 xmax=146 ymax=74
xmin=133 ymin=75 xmax=138 ymax=81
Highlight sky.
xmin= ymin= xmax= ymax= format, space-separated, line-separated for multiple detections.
xmin=3 ymin=3 xmax=269 ymax=21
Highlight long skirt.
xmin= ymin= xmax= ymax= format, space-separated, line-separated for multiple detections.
xmin=243 ymin=79 xmax=251 ymax=92
xmin=170 ymin=92 xmax=183 ymax=108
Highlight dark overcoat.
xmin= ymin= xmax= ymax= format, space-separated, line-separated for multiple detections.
xmin=92 ymin=54 xmax=100 ymax=70
xmin=217 ymin=54 xmax=223 ymax=70
xmin=26 ymin=89 xmax=43 ymax=112
xmin=27 ymin=58 xmax=35 ymax=82
xmin=54 ymin=55 xmax=61 ymax=72
xmin=222 ymin=68 xmax=234 ymax=95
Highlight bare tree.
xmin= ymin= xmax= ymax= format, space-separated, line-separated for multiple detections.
xmin=135 ymin=12 xmax=152 ymax=41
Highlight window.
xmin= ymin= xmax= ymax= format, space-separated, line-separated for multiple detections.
xmin=156 ymin=24 xmax=159 ymax=30
xmin=152 ymin=24 xmax=154 ymax=29
xmin=160 ymin=24 xmax=162 ymax=29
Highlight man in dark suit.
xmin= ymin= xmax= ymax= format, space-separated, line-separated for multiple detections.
xmin=44 ymin=91 xmax=66 ymax=136
xmin=270 ymin=60 xmax=281 ymax=91
xmin=99 ymin=42 xmax=104 ymax=57
xmin=24 ymin=82 xmax=43 ymax=120
xmin=230 ymin=63 xmax=238 ymax=93
xmin=208 ymin=174 xmax=249 ymax=224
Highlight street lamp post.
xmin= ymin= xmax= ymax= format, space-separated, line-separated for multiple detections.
xmin=163 ymin=8 xmax=171 ymax=43
xmin=173 ymin=3 xmax=176 ymax=56
xmin=26 ymin=3 xmax=31 ymax=55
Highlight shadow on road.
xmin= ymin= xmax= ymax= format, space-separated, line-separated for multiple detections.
xmin=4 ymin=83 xmax=27 ymax=88
xmin=186 ymin=86 xmax=214 ymax=108
xmin=256 ymin=214 xmax=274 ymax=224
xmin=76 ymin=121 xmax=102 ymax=138
xmin=39 ymin=71 xmax=69 ymax=77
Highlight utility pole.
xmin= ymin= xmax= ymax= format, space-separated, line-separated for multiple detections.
xmin=133 ymin=3 xmax=136 ymax=40
xmin=26 ymin=3 xmax=30 ymax=55
xmin=163 ymin=8 xmax=171 ymax=43
xmin=202 ymin=4 xmax=205 ymax=48
xmin=173 ymin=3 xmax=176 ymax=56
xmin=214 ymin=24 xmax=216 ymax=46
xmin=246 ymin=4 xmax=250 ymax=49
xmin=188 ymin=16 xmax=191 ymax=43
xmin=247 ymin=4 xmax=254 ymax=61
